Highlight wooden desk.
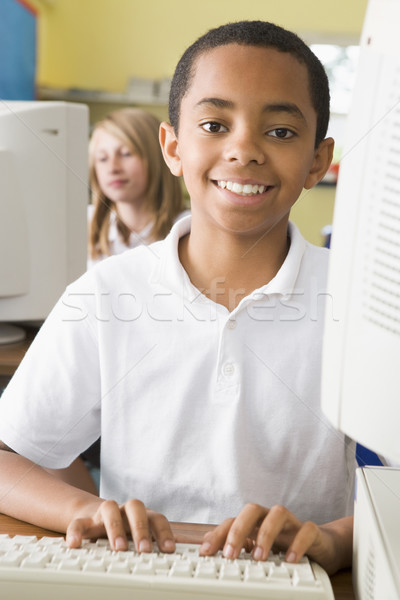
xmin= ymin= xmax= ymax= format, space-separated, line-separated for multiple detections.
xmin=0 ymin=513 xmax=354 ymax=599
xmin=0 ymin=326 xmax=37 ymax=378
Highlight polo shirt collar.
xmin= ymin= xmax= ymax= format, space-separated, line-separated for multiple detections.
xmin=151 ymin=215 xmax=194 ymax=299
xmin=256 ymin=221 xmax=306 ymax=297
xmin=152 ymin=215 xmax=306 ymax=300
xmin=108 ymin=211 xmax=153 ymax=246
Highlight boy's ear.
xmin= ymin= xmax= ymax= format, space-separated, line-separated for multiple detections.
xmin=304 ymin=137 xmax=335 ymax=190
xmin=159 ymin=122 xmax=183 ymax=177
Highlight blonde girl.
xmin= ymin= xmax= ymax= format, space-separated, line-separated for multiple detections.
xmin=88 ymin=108 xmax=187 ymax=265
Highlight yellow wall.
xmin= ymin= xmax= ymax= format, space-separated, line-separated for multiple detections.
xmin=33 ymin=0 xmax=368 ymax=91
xmin=291 ymin=186 xmax=335 ymax=246
xmin=30 ymin=0 xmax=368 ymax=244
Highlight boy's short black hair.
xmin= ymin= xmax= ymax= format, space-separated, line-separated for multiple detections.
xmin=169 ymin=20 xmax=330 ymax=147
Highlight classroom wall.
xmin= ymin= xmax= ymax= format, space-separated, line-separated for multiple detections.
xmin=30 ymin=0 xmax=369 ymax=245
xmin=32 ymin=0 xmax=368 ymax=91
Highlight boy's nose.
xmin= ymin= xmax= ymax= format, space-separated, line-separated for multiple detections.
xmin=224 ymin=129 xmax=265 ymax=165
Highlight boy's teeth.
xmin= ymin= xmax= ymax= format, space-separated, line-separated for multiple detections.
xmin=217 ymin=181 xmax=266 ymax=195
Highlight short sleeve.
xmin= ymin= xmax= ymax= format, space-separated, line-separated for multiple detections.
xmin=0 ymin=285 xmax=102 ymax=468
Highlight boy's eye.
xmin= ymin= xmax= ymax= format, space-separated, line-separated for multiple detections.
xmin=201 ymin=122 xmax=228 ymax=133
xmin=268 ymin=128 xmax=295 ymax=139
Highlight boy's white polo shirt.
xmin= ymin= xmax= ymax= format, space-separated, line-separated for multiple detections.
xmin=0 ymin=215 xmax=355 ymax=526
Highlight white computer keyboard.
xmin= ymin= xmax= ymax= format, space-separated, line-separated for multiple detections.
xmin=0 ymin=534 xmax=335 ymax=600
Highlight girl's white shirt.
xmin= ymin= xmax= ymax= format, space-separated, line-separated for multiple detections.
xmin=87 ymin=205 xmax=190 ymax=268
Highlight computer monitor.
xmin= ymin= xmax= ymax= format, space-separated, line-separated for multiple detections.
xmin=0 ymin=101 xmax=89 ymax=344
xmin=321 ymin=1 xmax=400 ymax=597
xmin=321 ymin=0 xmax=400 ymax=465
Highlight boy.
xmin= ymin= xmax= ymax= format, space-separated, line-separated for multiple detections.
xmin=0 ymin=21 xmax=354 ymax=574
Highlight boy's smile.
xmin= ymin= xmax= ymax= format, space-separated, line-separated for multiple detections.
xmin=162 ymin=43 xmax=333 ymax=242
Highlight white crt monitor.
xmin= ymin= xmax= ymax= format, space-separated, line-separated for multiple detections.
xmin=321 ymin=0 xmax=400 ymax=597
xmin=0 ymin=101 xmax=88 ymax=344
xmin=321 ymin=0 xmax=400 ymax=465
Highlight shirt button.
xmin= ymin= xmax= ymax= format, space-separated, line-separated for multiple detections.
xmin=226 ymin=319 xmax=237 ymax=330
xmin=223 ymin=363 xmax=235 ymax=376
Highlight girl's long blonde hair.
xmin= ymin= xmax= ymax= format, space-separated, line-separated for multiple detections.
xmin=88 ymin=108 xmax=185 ymax=260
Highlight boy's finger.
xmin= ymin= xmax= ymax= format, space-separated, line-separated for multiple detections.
xmin=253 ymin=505 xmax=301 ymax=561
xmin=199 ymin=518 xmax=234 ymax=556
xmin=284 ymin=520 xmax=321 ymax=564
xmin=66 ymin=517 xmax=101 ymax=547
xmin=99 ymin=499 xmax=128 ymax=551
xmin=147 ymin=510 xmax=176 ymax=553
xmin=124 ymin=498 xmax=152 ymax=552
xmin=222 ymin=504 xmax=268 ymax=559
xmin=66 ymin=519 xmax=85 ymax=547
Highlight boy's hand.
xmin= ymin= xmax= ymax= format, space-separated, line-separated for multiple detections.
xmin=199 ymin=503 xmax=353 ymax=575
xmin=66 ymin=498 xmax=175 ymax=554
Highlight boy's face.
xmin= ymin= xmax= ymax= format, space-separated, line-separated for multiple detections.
xmin=161 ymin=44 xmax=333 ymax=238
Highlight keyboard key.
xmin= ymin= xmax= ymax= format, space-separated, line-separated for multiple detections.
xmin=20 ymin=553 xmax=49 ymax=568
xmin=169 ymin=560 xmax=193 ymax=577
xmin=37 ymin=536 xmax=65 ymax=545
xmin=11 ymin=535 xmax=37 ymax=545
xmin=133 ymin=561 xmax=155 ymax=575
xmin=292 ymin=565 xmax=317 ymax=586
xmin=194 ymin=562 xmax=218 ymax=579
xmin=153 ymin=556 xmax=170 ymax=569
xmin=219 ymin=561 xmax=242 ymax=580
xmin=83 ymin=558 xmax=107 ymax=572
xmin=244 ymin=563 xmax=266 ymax=582
xmin=57 ymin=557 xmax=82 ymax=571
xmin=107 ymin=560 xmax=130 ymax=574
xmin=0 ymin=550 xmax=25 ymax=567
xmin=268 ymin=563 xmax=291 ymax=581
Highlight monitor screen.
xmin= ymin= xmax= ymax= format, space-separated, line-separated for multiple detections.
xmin=0 ymin=101 xmax=89 ymax=344
xmin=321 ymin=0 xmax=400 ymax=464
